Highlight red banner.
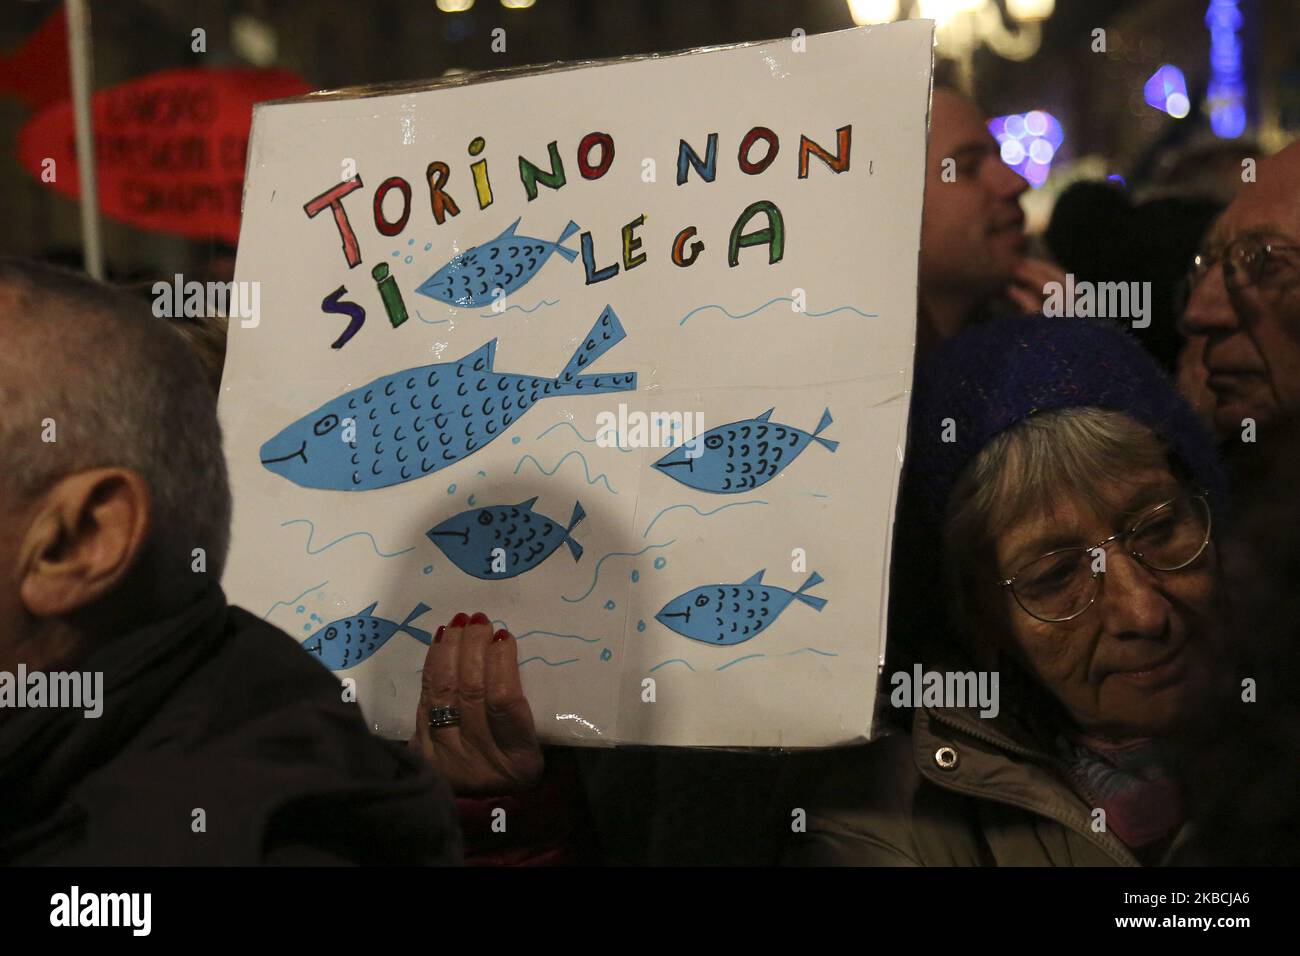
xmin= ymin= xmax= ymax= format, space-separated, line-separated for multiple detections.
xmin=17 ymin=67 xmax=311 ymax=243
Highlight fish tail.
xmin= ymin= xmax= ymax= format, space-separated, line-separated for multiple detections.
xmin=793 ymin=571 xmax=827 ymax=612
xmin=399 ymin=602 xmax=434 ymax=645
xmin=563 ymin=500 xmax=586 ymax=562
xmin=553 ymin=220 xmax=581 ymax=262
xmin=567 ymin=500 xmax=587 ymax=533
xmin=811 ymin=407 xmax=838 ymax=452
xmin=552 ymin=305 xmax=637 ymax=395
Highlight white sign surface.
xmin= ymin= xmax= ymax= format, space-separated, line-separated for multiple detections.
xmin=220 ymin=22 xmax=933 ymax=747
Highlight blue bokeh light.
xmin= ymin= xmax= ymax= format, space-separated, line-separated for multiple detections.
xmin=1144 ymin=64 xmax=1191 ymax=118
xmin=1206 ymin=0 xmax=1247 ymax=138
xmin=989 ymin=110 xmax=1064 ymax=188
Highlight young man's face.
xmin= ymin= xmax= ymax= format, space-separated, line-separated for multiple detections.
xmin=919 ymin=89 xmax=1029 ymax=302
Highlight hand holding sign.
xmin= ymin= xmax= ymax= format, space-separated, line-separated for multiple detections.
xmin=409 ymin=612 xmax=544 ymax=796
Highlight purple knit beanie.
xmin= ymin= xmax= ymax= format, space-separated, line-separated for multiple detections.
xmin=901 ymin=315 xmax=1227 ymax=553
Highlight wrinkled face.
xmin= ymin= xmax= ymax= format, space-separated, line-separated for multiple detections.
xmin=920 ymin=90 xmax=1029 ymax=300
xmin=1181 ymin=147 xmax=1300 ymax=434
xmin=982 ymin=467 xmax=1224 ymax=737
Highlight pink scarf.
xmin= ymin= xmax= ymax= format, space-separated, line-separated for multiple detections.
xmin=1058 ymin=732 xmax=1185 ymax=850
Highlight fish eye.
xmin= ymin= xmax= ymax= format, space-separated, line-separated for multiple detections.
xmin=704 ymin=435 xmax=724 ymax=450
xmin=324 ymin=627 xmax=337 ymax=640
xmin=694 ymin=593 xmax=710 ymax=607
xmin=314 ymin=414 xmax=340 ymax=436
xmin=476 ymin=510 xmax=494 ymax=526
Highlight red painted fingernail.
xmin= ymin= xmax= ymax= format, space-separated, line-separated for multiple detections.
xmin=470 ymin=611 xmax=491 ymax=626
xmin=492 ymin=629 xmax=510 ymax=643
xmin=434 ymin=625 xmax=446 ymax=643
xmin=450 ymin=612 xmax=469 ymax=627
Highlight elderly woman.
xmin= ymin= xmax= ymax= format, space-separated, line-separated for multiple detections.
xmin=784 ymin=317 xmax=1231 ymax=866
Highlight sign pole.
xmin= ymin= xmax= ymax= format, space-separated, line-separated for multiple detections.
xmin=65 ymin=0 xmax=103 ymax=279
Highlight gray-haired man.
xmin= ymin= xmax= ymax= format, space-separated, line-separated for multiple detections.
xmin=0 ymin=258 xmax=540 ymax=864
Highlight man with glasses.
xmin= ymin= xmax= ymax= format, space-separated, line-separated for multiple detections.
xmin=1181 ymin=143 xmax=1300 ymax=439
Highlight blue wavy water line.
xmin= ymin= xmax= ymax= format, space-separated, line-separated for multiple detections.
xmin=679 ymin=296 xmax=879 ymax=327
xmin=280 ymin=518 xmax=416 ymax=558
xmin=717 ymin=653 xmax=766 ymax=671
xmin=514 ymin=449 xmax=617 ymax=494
xmin=641 ymin=499 xmax=769 ymax=539
xmin=414 ymin=309 xmax=451 ymax=326
xmin=262 ymin=580 xmax=328 ymax=620
xmin=519 ymin=655 xmax=580 ymax=667
xmin=648 ymin=646 xmax=838 ymax=675
xmin=489 ymin=619 xmax=601 ymax=645
xmin=535 ymin=420 xmax=634 ymax=453
xmin=515 ymin=629 xmax=602 ymax=644
xmin=649 ymin=658 xmax=696 ymax=673
xmin=478 ymin=298 xmax=559 ymax=317
xmin=562 ymin=539 xmax=676 ymax=603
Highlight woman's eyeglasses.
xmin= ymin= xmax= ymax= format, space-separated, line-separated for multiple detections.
xmin=997 ymin=493 xmax=1212 ymax=624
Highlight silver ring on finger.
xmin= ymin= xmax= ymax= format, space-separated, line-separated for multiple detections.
xmin=427 ymin=704 xmax=462 ymax=730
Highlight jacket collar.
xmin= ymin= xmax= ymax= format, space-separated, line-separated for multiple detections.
xmin=0 ymin=584 xmax=230 ymax=845
xmin=912 ymin=705 xmax=1143 ymax=865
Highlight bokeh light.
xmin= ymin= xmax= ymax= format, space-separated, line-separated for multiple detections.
xmin=989 ymin=109 xmax=1064 ymax=188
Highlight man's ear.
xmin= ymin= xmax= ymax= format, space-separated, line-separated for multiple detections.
xmin=17 ymin=468 xmax=152 ymax=619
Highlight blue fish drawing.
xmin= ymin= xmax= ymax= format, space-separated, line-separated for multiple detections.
xmin=301 ymin=601 xmax=433 ymax=670
xmin=655 ymin=571 xmax=827 ymax=646
xmin=260 ymin=306 xmax=636 ymax=491
xmin=416 ymin=218 xmax=580 ymax=308
xmin=652 ymin=408 xmax=838 ymax=494
xmin=427 ymin=497 xmax=585 ymax=579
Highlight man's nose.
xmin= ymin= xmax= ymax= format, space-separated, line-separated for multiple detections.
xmin=986 ymin=156 xmax=1029 ymax=201
xmin=1095 ymin=551 xmax=1170 ymax=640
xmin=1180 ymin=264 xmax=1238 ymax=337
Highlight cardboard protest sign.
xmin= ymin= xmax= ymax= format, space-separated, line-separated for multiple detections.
xmin=219 ymin=22 xmax=933 ymax=747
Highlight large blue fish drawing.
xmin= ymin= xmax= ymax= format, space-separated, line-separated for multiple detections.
xmin=260 ymin=306 xmax=636 ymax=491
xmin=416 ymin=218 xmax=580 ymax=308
xmin=652 ymin=408 xmax=838 ymax=494
xmin=655 ymin=571 xmax=827 ymax=646
xmin=301 ymin=601 xmax=433 ymax=670
xmin=427 ymin=497 xmax=585 ymax=580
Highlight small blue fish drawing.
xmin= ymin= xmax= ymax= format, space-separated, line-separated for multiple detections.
xmin=416 ymin=218 xmax=580 ymax=308
xmin=652 ymin=408 xmax=838 ymax=494
xmin=259 ymin=306 xmax=636 ymax=491
xmin=301 ymin=602 xmax=433 ymax=670
xmin=427 ymin=497 xmax=585 ymax=580
xmin=655 ymin=570 xmax=827 ymax=646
